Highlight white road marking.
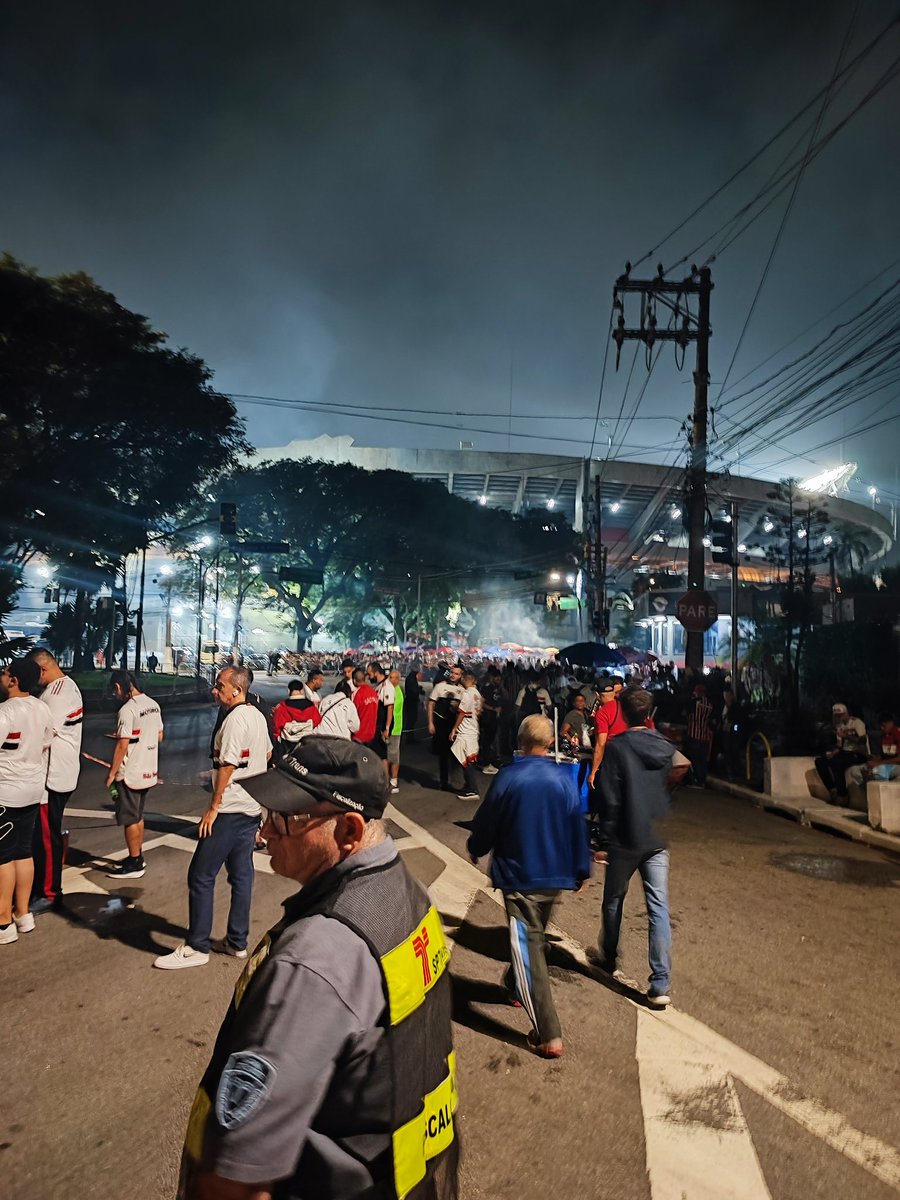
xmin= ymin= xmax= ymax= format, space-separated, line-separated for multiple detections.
xmin=385 ymin=803 xmax=900 ymax=1193
xmin=66 ymin=807 xmax=115 ymax=820
xmin=636 ymin=1009 xmax=771 ymax=1199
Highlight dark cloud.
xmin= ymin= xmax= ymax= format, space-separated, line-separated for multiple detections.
xmin=1 ymin=0 xmax=898 ymax=502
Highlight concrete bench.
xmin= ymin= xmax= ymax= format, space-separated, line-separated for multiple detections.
xmin=867 ymin=780 xmax=900 ymax=834
xmin=764 ymin=757 xmax=830 ymax=803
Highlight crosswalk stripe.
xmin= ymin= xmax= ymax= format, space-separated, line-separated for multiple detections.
xmin=637 ymin=1009 xmax=772 ymax=1199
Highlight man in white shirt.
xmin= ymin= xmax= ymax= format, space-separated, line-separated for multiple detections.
xmin=314 ymin=690 xmax=360 ymax=740
xmin=28 ymin=649 xmax=83 ymax=912
xmin=450 ymin=670 xmax=482 ymax=800
xmin=427 ymin=664 xmax=464 ymax=791
xmin=0 ymin=657 xmax=52 ymax=945
xmin=105 ymin=671 xmax=164 ymax=880
xmin=154 ymin=665 xmax=271 ymax=970
xmin=303 ymin=669 xmax=324 ymax=706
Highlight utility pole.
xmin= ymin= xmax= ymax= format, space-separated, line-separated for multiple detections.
xmin=592 ymin=474 xmax=607 ymax=638
xmin=612 ymin=264 xmax=713 ymax=675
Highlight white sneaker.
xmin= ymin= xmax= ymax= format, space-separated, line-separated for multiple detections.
xmin=153 ymin=944 xmax=209 ymax=970
xmin=0 ymin=923 xmax=19 ymax=945
xmin=14 ymin=912 xmax=35 ymax=933
xmin=210 ymin=938 xmax=248 ymax=959
xmin=481 ymin=765 xmax=499 ymax=775
xmin=389 ymin=782 xmax=399 ymax=793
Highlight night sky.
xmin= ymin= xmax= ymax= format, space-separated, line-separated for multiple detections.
xmin=3 ymin=0 xmax=898 ymax=505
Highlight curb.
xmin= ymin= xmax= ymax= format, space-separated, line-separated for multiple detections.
xmin=708 ymin=774 xmax=900 ymax=857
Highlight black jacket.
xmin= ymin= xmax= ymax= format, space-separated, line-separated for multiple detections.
xmin=597 ymin=728 xmax=675 ymax=853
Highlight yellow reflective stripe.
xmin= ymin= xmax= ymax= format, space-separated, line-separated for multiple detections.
xmin=234 ymin=932 xmax=271 ymax=1009
xmin=183 ymin=1085 xmax=212 ymax=1164
xmin=380 ymin=905 xmax=451 ymax=1025
xmin=392 ymin=1052 xmax=458 ymax=1199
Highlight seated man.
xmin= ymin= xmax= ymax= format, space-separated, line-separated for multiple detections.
xmin=814 ymin=702 xmax=869 ymax=804
xmin=846 ymin=712 xmax=899 ymax=812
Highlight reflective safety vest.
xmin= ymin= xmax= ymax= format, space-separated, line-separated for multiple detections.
xmin=180 ymin=851 xmax=458 ymax=1200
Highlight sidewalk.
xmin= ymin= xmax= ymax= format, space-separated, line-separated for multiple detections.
xmin=708 ymin=773 xmax=900 ymax=855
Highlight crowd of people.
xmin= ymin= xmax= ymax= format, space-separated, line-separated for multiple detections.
xmin=4 ymin=640 xmax=899 ymax=1197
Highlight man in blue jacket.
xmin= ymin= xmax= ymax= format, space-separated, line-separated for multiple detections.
xmin=467 ymin=714 xmax=591 ymax=1059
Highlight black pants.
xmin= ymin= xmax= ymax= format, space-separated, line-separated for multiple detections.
xmin=815 ymin=750 xmax=866 ymax=798
xmin=685 ymin=737 xmax=710 ymax=786
xmin=31 ymin=789 xmax=72 ymax=905
xmin=433 ymin=724 xmax=453 ymax=788
xmin=478 ymin=712 xmax=498 ymax=764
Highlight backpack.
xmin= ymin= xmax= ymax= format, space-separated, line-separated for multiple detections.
xmin=520 ymin=687 xmax=543 ymax=718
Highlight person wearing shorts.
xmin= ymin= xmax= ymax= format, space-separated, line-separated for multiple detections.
xmin=105 ymin=671 xmax=164 ymax=880
xmin=0 ymin=657 xmax=52 ymax=945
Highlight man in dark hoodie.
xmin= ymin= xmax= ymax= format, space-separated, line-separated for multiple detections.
xmin=595 ymin=686 xmax=687 ymax=1008
xmin=467 ymin=714 xmax=591 ymax=1058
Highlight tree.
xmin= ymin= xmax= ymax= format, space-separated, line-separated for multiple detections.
xmin=176 ymin=459 xmax=577 ymax=650
xmin=0 ymin=255 xmax=250 ymax=665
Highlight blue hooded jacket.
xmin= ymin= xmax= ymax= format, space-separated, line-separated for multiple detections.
xmin=466 ymin=754 xmax=591 ymax=892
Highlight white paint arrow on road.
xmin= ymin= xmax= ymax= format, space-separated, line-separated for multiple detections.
xmin=636 ymin=1008 xmax=772 ymax=1199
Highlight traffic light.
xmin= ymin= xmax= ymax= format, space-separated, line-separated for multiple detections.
xmin=219 ymin=502 xmax=237 ymax=536
xmin=710 ymin=518 xmax=734 ymax=565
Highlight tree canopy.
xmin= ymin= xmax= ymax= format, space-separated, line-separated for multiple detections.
xmin=0 ymin=254 xmax=249 ymax=661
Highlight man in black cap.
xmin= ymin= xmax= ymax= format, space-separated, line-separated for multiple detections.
xmin=178 ymin=737 xmax=459 ymax=1200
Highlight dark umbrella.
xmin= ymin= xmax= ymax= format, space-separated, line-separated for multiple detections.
xmin=558 ymin=642 xmax=626 ymax=668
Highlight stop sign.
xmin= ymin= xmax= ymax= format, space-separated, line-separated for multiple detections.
xmin=676 ymin=590 xmax=718 ymax=632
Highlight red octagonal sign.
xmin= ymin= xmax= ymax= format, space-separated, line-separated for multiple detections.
xmin=676 ymin=590 xmax=718 ymax=632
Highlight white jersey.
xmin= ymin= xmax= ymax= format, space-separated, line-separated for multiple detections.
xmin=115 ymin=693 xmax=164 ymax=791
xmin=0 ymin=695 xmax=52 ymax=808
xmin=314 ymin=692 xmax=360 ymax=740
xmin=40 ymin=674 xmax=83 ymax=793
xmin=213 ymin=703 xmax=271 ymax=816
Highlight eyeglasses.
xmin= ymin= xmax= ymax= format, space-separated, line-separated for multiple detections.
xmin=261 ymin=808 xmax=336 ymax=836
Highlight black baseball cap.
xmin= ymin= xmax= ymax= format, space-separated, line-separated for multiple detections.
xmin=242 ymin=737 xmax=387 ymax=819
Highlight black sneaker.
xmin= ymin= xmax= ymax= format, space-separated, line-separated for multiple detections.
xmin=107 ymin=856 xmax=145 ymax=879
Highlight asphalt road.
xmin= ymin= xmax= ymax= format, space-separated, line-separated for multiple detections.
xmin=3 ymin=682 xmax=899 ymax=1199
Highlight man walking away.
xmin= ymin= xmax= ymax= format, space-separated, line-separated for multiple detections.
xmin=177 ymin=737 xmax=458 ymax=1200
xmin=0 ymin=658 xmax=52 ymax=944
xmin=272 ymin=679 xmax=321 ymax=757
xmin=595 ymin=687 xmax=686 ymax=1008
xmin=314 ymin=689 xmax=360 ymax=740
xmin=387 ymin=667 xmax=404 ymax=793
xmin=467 ymin=715 xmax=590 ymax=1057
xmin=155 ymin=665 xmax=271 ymax=969
xmin=105 ymin=671 xmax=163 ymax=880
xmin=28 ymin=649 xmax=83 ymax=912
xmin=351 ymin=668 xmax=379 ymax=746
xmin=428 ymin=663 xmax=463 ymax=791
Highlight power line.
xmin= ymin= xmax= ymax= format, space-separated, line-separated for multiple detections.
xmin=630 ymin=13 xmax=900 ymax=272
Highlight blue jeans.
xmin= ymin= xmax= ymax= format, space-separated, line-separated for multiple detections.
xmin=601 ymin=848 xmax=671 ymax=991
xmin=187 ymin=812 xmax=259 ymax=953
